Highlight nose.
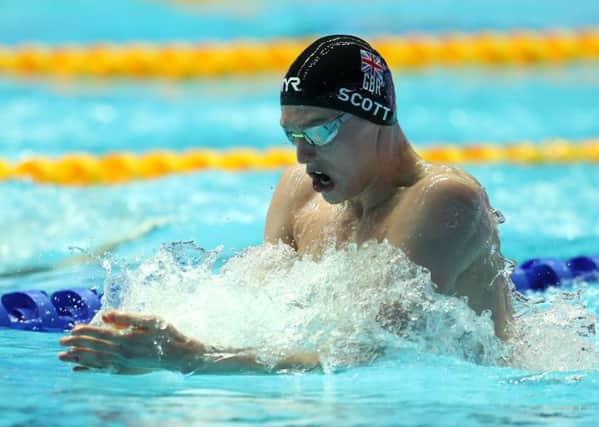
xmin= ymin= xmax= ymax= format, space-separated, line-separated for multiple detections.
xmin=295 ymin=138 xmax=316 ymax=164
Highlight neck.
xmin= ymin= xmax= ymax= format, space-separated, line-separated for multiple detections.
xmin=345 ymin=124 xmax=426 ymax=219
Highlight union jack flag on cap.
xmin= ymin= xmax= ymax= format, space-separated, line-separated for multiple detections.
xmin=360 ymin=49 xmax=385 ymax=86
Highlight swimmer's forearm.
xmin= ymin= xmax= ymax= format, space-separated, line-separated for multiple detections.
xmin=60 ymin=314 xmax=320 ymax=374
xmin=187 ymin=352 xmax=267 ymax=374
xmin=180 ymin=340 xmax=321 ymax=374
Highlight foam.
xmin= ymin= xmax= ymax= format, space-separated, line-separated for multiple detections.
xmin=509 ymin=286 xmax=598 ymax=371
xmin=94 ymin=240 xmax=598 ymax=373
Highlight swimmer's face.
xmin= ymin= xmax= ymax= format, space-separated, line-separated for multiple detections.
xmin=280 ymin=105 xmax=381 ymax=204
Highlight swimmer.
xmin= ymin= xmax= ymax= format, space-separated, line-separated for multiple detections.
xmin=58 ymin=35 xmax=514 ymax=374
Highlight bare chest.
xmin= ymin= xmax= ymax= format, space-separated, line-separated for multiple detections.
xmin=291 ymin=198 xmax=396 ymax=256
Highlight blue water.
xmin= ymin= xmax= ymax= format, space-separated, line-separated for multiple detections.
xmin=1 ymin=66 xmax=598 ymax=158
xmin=1 ymin=0 xmax=598 ymax=44
xmin=4 ymin=332 xmax=599 ymax=426
xmin=2 ymin=1 xmax=599 ymax=426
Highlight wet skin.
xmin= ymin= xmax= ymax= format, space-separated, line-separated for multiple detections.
xmin=268 ymin=105 xmax=513 ymax=339
xmin=58 ymin=105 xmax=513 ymax=373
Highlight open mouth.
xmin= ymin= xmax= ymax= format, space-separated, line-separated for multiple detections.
xmin=309 ymin=170 xmax=335 ymax=192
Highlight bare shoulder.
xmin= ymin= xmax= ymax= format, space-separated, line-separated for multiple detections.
xmin=409 ymin=165 xmax=487 ymax=216
xmin=390 ymin=165 xmax=490 ymax=293
xmin=264 ymin=165 xmax=316 ymax=246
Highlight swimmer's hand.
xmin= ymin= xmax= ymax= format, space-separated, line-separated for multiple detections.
xmin=58 ymin=311 xmax=207 ymax=374
xmin=58 ymin=310 xmax=321 ymax=374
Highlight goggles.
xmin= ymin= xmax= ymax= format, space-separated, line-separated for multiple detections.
xmin=283 ymin=113 xmax=351 ymax=147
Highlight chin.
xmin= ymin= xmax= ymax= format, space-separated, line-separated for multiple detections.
xmin=322 ymin=190 xmax=346 ymax=204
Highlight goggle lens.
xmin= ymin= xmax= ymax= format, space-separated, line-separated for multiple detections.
xmin=283 ymin=113 xmax=350 ymax=147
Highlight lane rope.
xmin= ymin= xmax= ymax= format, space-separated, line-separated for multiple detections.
xmin=1 ymin=139 xmax=598 ymax=185
xmin=1 ymin=29 xmax=598 ymax=78
xmin=1 ymin=254 xmax=597 ymax=332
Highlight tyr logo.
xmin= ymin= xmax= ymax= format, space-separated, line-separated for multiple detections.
xmin=281 ymin=77 xmax=302 ymax=92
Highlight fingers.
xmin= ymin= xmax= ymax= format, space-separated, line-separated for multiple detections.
xmin=58 ymin=347 xmax=118 ymax=370
xmin=63 ymin=322 xmax=158 ymax=358
xmin=69 ymin=325 xmax=125 ymax=342
xmin=59 ymin=335 xmax=121 ymax=354
xmin=72 ymin=365 xmax=151 ymax=375
xmin=58 ymin=311 xmax=174 ymax=374
xmin=102 ymin=311 xmax=165 ymax=330
xmin=59 ymin=349 xmax=154 ymax=375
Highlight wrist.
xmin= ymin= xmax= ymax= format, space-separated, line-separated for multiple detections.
xmin=180 ymin=338 xmax=210 ymax=374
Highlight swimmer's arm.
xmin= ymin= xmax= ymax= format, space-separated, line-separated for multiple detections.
xmin=192 ymin=349 xmax=321 ymax=374
xmin=58 ymin=311 xmax=321 ymax=374
xmin=395 ymin=179 xmax=487 ymax=294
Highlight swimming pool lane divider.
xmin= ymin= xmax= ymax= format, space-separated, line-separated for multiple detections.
xmin=1 ymin=139 xmax=599 ymax=186
xmin=0 ymin=29 xmax=597 ymax=78
xmin=1 ymin=255 xmax=598 ymax=333
xmin=0 ymin=288 xmax=101 ymax=332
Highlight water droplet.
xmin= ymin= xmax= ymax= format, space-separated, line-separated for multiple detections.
xmin=491 ymin=208 xmax=505 ymax=224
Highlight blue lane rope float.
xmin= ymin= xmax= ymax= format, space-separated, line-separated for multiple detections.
xmin=0 ymin=302 xmax=10 ymax=327
xmin=0 ymin=288 xmax=101 ymax=332
xmin=0 ymin=255 xmax=597 ymax=332
xmin=510 ymin=255 xmax=599 ymax=291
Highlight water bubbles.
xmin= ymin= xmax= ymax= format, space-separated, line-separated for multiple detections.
xmin=93 ymin=240 xmax=599 ymax=373
xmin=157 ymin=318 xmax=169 ymax=330
xmin=92 ymin=241 xmax=507 ymax=371
xmin=508 ymin=285 xmax=599 ymax=371
xmin=153 ymin=339 xmax=165 ymax=360
xmin=164 ymin=241 xmax=215 ymax=270
xmin=491 ymin=208 xmax=506 ymax=224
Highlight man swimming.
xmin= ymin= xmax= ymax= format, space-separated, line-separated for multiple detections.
xmin=58 ymin=35 xmax=513 ymax=374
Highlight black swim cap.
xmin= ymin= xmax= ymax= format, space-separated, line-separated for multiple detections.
xmin=280 ymin=35 xmax=397 ymax=126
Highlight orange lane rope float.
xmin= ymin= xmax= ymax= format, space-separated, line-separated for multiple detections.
xmin=1 ymin=139 xmax=598 ymax=186
xmin=0 ymin=29 xmax=597 ymax=78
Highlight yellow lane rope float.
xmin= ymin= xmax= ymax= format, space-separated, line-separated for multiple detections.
xmin=0 ymin=139 xmax=598 ymax=185
xmin=1 ymin=29 xmax=598 ymax=78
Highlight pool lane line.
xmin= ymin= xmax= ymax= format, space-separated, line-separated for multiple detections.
xmin=1 ymin=140 xmax=598 ymax=185
xmin=0 ymin=29 xmax=598 ymax=78
xmin=0 ymin=139 xmax=599 ymax=186
xmin=0 ymin=218 xmax=169 ymax=279
xmin=2 ymin=140 xmax=599 ymax=185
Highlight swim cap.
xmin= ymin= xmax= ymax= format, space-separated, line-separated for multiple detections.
xmin=280 ymin=35 xmax=397 ymax=126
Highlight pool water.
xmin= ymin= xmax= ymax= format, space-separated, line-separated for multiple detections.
xmin=2 ymin=0 xmax=598 ymax=44
xmin=2 ymin=1 xmax=599 ymax=426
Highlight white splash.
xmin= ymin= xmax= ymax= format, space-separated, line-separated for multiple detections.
xmin=508 ymin=286 xmax=598 ymax=371
xmin=95 ymin=241 xmax=599 ymax=373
